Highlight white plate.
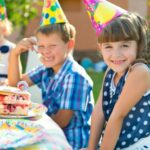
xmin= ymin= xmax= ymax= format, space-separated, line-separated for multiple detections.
xmin=0 ymin=103 xmax=47 ymax=119
xmin=0 ymin=119 xmax=46 ymax=149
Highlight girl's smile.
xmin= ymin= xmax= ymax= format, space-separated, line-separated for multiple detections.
xmin=111 ymin=60 xmax=126 ymax=65
xmin=99 ymin=40 xmax=138 ymax=74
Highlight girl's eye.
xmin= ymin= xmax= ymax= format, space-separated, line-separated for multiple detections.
xmin=122 ymin=44 xmax=129 ymax=48
xmin=104 ymin=46 xmax=112 ymax=49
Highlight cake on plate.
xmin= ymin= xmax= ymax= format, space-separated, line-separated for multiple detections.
xmin=0 ymin=86 xmax=31 ymax=116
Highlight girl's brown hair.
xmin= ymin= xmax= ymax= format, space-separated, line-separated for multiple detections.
xmin=98 ymin=13 xmax=150 ymax=64
xmin=0 ymin=18 xmax=13 ymax=36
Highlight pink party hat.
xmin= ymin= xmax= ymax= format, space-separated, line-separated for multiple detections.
xmin=40 ymin=0 xmax=68 ymax=26
xmin=0 ymin=0 xmax=6 ymax=21
xmin=84 ymin=0 xmax=127 ymax=35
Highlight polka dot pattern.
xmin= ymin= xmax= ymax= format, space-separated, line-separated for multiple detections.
xmin=40 ymin=0 xmax=68 ymax=26
xmin=102 ymin=69 xmax=150 ymax=149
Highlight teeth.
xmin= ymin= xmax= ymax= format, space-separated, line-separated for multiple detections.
xmin=112 ymin=60 xmax=124 ymax=64
xmin=44 ymin=57 xmax=49 ymax=61
xmin=43 ymin=56 xmax=53 ymax=61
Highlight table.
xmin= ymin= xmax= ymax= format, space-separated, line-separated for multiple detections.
xmin=0 ymin=114 xmax=72 ymax=150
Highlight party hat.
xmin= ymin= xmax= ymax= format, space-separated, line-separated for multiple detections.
xmin=40 ymin=0 xmax=68 ymax=26
xmin=0 ymin=0 xmax=6 ymax=21
xmin=84 ymin=0 xmax=127 ymax=35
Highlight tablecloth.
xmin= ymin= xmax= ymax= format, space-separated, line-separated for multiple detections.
xmin=0 ymin=114 xmax=72 ymax=150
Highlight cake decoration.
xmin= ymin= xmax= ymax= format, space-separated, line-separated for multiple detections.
xmin=17 ymin=81 xmax=29 ymax=91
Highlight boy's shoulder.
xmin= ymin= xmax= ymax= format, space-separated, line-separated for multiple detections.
xmin=66 ymin=59 xmax=93 ymax=85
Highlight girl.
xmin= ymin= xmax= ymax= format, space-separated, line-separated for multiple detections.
xmin=0 ymin=0 xmax=15 ymax=85
xmin=88 ymin=12 xmax=150 ymax=150
xmin=0 ymin=18 xmax=15 ymax=85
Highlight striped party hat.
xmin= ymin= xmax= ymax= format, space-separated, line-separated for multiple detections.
xmin=40 ymin=0 xmax=68 ymax=26
xmin=84 ymin=0 xmax=127 ymax=35
xmin=0 ymin=0 xmax=6 ymax=21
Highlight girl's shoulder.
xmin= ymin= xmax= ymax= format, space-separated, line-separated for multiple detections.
xmin=128 ymin=63 xmax=149 ymax=73
xmin=128 ymin=63 xmax=150 ymax=75
xmin=104 ymin=67 xmax=114 ymax=76
xmin=126 ymin=63 xmax=150 ymax=80
xmin=130 ymin=63 xmax=149 ymax=70
xmin=126 ymin=63 xmax=150 ymax=91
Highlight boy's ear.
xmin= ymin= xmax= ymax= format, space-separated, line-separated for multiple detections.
xmin=67 ymin=39 xmax=75 ymax=51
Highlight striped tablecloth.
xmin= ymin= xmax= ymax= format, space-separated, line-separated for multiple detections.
xmin=0 ymin=114 xmax=72 ymax=150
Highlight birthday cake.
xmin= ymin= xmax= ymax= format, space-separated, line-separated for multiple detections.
xmin=0 ymin=86 xmax=31 ymax=116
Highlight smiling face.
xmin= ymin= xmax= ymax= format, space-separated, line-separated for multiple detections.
xmin=99 ymin=40 xmax=138 ymax=75
xmin=36 ymin=32 xmax=72 ymax=73
xmin=98 ymin=13 xmax=148 ymax=66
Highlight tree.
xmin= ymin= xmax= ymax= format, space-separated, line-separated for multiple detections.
xmin=5 ymin=0 xmax=42 ymax=35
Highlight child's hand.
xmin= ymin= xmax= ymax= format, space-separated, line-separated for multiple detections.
xmin=12 ymin=37 xmax=37 ymax=56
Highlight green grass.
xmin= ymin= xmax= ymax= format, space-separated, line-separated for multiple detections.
xmin=87 ymin=70 xmax=104 ymax=103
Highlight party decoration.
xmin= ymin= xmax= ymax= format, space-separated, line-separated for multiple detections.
xmin=17 ymin=81 xmax=29 ymax=91
xmin=0 ymin=0 xmax=6 ymax=21
xmin=40 ymin=0 xmax=68 ymax=26
xmin=84 ymin=0 xmax=127 ymax=35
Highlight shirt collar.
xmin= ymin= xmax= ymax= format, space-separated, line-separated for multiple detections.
xmin=54 ymin=55 xmax=73 ymax=80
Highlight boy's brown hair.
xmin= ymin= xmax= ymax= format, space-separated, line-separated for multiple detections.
xmin=36 ymin=23 xmax=76 ymax=43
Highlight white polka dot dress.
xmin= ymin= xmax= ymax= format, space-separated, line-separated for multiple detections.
xmin=102 ymin=69 xmax=150 ymax=149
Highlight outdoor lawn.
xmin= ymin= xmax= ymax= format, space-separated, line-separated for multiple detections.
xmin=87 ymin=70 xmax=104 ymax=103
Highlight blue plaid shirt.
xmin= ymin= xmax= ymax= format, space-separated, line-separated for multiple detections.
xmin=28 ymin=56 xmax=94 ymax=149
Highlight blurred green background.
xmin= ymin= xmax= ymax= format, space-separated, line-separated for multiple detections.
xmin=87 ymin=70 xmax=104 ymax=103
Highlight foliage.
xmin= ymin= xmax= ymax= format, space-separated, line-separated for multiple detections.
xmin=5 ymin=0 xmax=43 ymax=34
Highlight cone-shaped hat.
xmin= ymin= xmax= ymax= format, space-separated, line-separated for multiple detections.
xmin=84 ymin=0 xmax=127 ymax=35
xmin=40 ymin=0 xmax=68 ymax=26
xmin=0 ymin=0 xmax=6 ymax=21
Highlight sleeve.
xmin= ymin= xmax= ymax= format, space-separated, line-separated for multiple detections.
xmin=60 ymin=73 xmax=93 ymax=112
xmin=27 ymin=65 xmax=45 ymax=88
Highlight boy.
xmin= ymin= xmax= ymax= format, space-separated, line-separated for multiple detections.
xmin=8 ymin=0 xmax=94 ymax=149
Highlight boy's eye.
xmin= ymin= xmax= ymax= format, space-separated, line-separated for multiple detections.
xmin=37 ymin=45 xmax=56 ymax=51
xmin=38 ymin=46 xmax=44 ymax=50
xmin=50 ymin=45 xmax=56 ymax=47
